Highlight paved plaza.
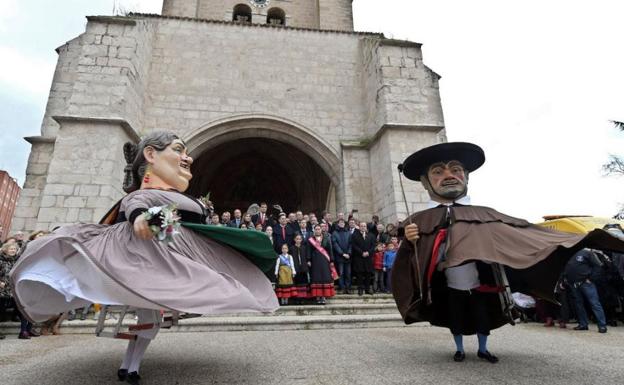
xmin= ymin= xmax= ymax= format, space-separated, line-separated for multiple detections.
xmin=1 ymin=323 xmax=622 ymax=384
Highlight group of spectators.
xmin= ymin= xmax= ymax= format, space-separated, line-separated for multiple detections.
xmin=204 ymin=202 xmax=402 ymax=304
xmin=7 ymin=202 xmax=622 ymax=334
xmin=517 ymin=242 xmax=624 ymax=332
xmin=0 ymin=229 xmax=64 ymax=340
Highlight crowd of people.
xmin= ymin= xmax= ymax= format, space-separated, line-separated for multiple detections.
xmin=202 ymin=201 xmax=401 ymax=304
xmin=3 ymin=204 xmax=624 ymax=340
xmin=519 ymin=243 xmax=624 ymax=332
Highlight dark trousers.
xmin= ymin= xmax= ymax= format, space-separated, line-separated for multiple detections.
xmin=337 ymin=261 xmax=351 ymax=290
xmin=570 ymin=281 xmax=606 ymax=328
xmin=447 ymin=287 xmax=490 ymax=336
xmin=385 ymin=269 xmax=393 ymax=292
xmin=354 ymin=272 xmax=372 ymax=292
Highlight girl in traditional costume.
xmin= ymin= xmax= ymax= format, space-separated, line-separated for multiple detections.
xmin=274 ymin=244 xmax=297 ymax=305
xmin=10 ymin=132 xmax=278 ymax=384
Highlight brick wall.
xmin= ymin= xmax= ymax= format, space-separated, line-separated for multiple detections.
xmin=0 ymin=171 xmax=21 ymax=241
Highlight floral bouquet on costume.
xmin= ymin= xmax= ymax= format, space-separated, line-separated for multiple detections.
xmin=143 ymin=205 xmax=181 ymax=244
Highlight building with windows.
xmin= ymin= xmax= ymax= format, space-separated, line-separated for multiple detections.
xmin=1 ymin=170 xmax=21 ymax=241
xmin=12 ymin=0 xmax=446 ymax=233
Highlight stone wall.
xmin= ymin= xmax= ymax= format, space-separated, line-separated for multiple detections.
xmin=34 ymin=119 xmax=135 ymax=230
xmin=13 ymin=12 xmax=446 ymax=232
xmin=145 ymin=18 xmax=370 ymax=150
xmin=162 ymin=0 xmax=352 ymax=31
xmin=376 ymin=41 xmax=444 ymax=130
xmin=66 ymin=17 xmax=154 ymax=131
xmin=10 ymin=138 xmax=55 ymax=233
xmin=162 ymin=0 xmax=199 ymax=18
xmin=319 ymin=0 xmax=353 ymax=31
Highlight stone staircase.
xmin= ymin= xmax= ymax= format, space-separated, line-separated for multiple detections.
xmin=0 ymin=294 xmax=417 ymax=335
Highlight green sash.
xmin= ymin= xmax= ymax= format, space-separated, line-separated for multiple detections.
xmin=182 ymin=223 xmax=276 ymax=273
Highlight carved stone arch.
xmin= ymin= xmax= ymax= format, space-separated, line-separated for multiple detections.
xmin=183 ymin=114 xmax=343 ymax=214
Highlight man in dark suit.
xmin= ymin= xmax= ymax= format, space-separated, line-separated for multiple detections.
xmin=228 ymin=209 xmax=243 ymax=228
xmin=287 ymin=212 xmax=299 ymax=233
xmin=351 ymin=221 xmax=376 ymax=295
xmin=297 ymin=220 xmax=311 ymax=242
xmin=273 ymin=213 xmax=295 ymax=252
xmin=252 ymin=202 xmax=270 ymax=229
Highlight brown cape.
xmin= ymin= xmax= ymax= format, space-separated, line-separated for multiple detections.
xmin=391 ymin=205 xmax=624 ymax=333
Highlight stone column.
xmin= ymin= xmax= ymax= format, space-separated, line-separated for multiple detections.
xmin=11 ymin=137 xmax=56 ymax=234
xmin=34 ymin=117 xmax=139 ymax=230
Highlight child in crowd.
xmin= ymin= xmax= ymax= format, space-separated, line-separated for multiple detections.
xmin=274 ymin=244 xmax=297 ymax=305
xmin=383 ymin=242 xmax=397 ymax=293
xmin=390 ymin=236 xmax=399 ymax=250
xmin=373 ymin=242 xmax=385 ymax=293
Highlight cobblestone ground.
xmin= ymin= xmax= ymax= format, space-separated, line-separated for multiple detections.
xmin=0 ymin=323 xmax=622 ymax=384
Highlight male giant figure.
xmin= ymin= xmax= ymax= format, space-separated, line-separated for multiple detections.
xmin=392 ymin=142 xmax=624 ymax=363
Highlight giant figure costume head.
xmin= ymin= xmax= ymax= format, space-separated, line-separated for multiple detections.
xmin=400 ymin=142 xmax=485 ymax=203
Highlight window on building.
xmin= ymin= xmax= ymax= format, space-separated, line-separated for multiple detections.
xmin=233 ymin=4 xmax=252 ymax=23
xmin=266 ymin=7 xmax=285 ymax=26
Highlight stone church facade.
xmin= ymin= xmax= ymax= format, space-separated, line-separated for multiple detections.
xmin=12 ymin=0 xmax=446 ymax=233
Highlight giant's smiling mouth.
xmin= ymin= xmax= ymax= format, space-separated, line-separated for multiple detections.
xmin=440 ymin=178 xmax=460 ymax=186
xmin=180 ymin=161 xmax=191 ymax=170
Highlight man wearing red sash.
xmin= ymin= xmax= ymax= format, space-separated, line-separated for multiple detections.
xmin=392 ymin=142 xmax=624 ymax=364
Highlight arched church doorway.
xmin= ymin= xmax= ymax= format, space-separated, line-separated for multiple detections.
xmin=187 ymin=137 xmax=331 ymax=214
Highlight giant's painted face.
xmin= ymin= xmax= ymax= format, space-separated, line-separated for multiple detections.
xmin=147 ymin=139 xmax=193 ymax=192
xmin=425 ymin=160 xmax=468 ymax=201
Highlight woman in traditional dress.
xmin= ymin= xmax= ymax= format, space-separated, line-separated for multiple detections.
xmin=10 ymin=132 xmax=278 ymax=384
xmin=307 ymin=224 xmax=335 ymax=304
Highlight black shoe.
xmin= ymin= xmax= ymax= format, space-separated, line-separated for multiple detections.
xmin=477 ymin=350 xmax=499 ymax=364
xmin=126 ymin=372 xmax=141 ymax=385
xmin=0 ymin=333 xmax=6 ymax=340
xmin=358 ymin=289 xmax=363 ymax=296
xmin=608 ymin=320 xmax=617 ymax=327
xmin=366 ymin=290 xmax=374 ymax=295
xmin=453 ymin=351 xmax=465 ymax=362
xmin=117 ymin=369 xmax=128 ymax=381
xmin=598 ymin=327 xmax=607 ymax=334
xmin=18 ymin=331 xmax=31 ymax=340
xmin=573 ymin=325 xmax=588 ymax=331
xmin=345 ymin=289 xmax=351 ymax=295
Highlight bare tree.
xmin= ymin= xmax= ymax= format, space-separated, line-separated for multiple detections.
xmin=603 ymin=120 xmax=624 ymax=176
xmin=603 ymin=120 xmax=624 ymax=218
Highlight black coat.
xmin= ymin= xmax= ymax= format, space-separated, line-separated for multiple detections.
xmin=307 ymin=235 xmax=334 ymax=284
xmin=351 ymin=230 xmax=375 ymax=273
xmin=291 ymin=244 xmax=309 ymax=274
xmin=331 ymin=227 xmax=352 ymax=263
xmin=273 ymin=224 xmax=295 ymax=253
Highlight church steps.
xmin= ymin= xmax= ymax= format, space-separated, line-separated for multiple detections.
xmin=0 ymin=295 xmax=404 ymax=334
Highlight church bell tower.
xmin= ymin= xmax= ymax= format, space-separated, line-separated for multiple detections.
xmin=161 ymin=0 xmax=354 ymax=31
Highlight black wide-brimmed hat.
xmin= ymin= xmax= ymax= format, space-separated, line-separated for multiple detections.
xmin=399 ymin=142 xmax=485 ymax=181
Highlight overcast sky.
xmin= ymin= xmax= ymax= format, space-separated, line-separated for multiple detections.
xmin=0 ymin=0 xmax=622 ymax=222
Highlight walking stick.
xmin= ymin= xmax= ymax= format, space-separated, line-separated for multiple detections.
xmin=397 ymin=164 xmax=423 ymax=301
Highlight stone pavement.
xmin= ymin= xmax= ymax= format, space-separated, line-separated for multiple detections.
xmin=0 ymin=323 xmax=622 ymax=385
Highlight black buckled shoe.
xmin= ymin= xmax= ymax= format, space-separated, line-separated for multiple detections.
xmin=117 ymin=369 xmax=128 ymax=381
xmin=598 ymin=326 xmax=607 ymax=334
xmin=477 ymin=350 xmax=499 ymax=364
xmin=573 ymin=325 xmax=588 ymax=331
xmin=126 ymin=371 xmax=141 ymax=385
xmin=453 ymin=351 xmax=466 ymax=362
